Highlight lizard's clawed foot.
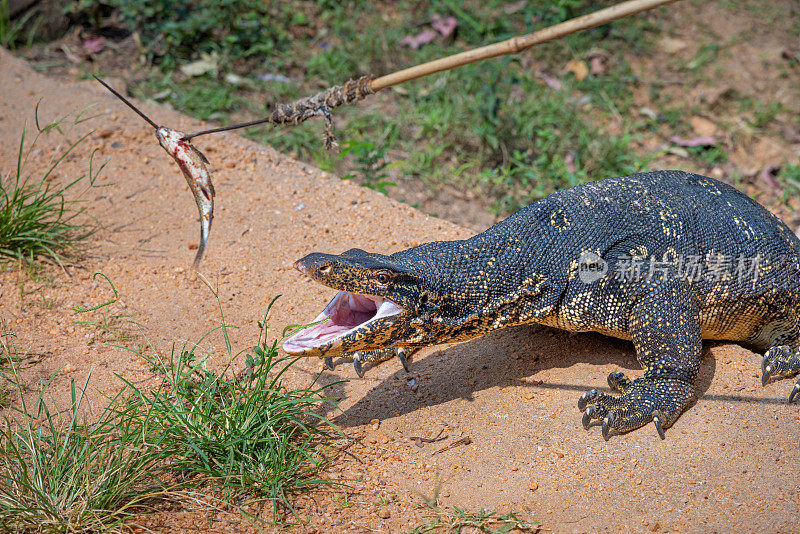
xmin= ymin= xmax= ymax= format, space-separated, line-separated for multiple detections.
xmin=323 ymin=347 xmax=413 ymax=377
xmin=577 ymin=373 xmax=694 ymax=441
xmin=761 ymin=346 xmax=800 ymax=403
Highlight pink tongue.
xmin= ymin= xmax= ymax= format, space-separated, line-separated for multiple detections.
xmin=330 ymin=293 xmax=378 ymax=328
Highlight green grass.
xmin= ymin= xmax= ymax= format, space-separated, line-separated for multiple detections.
xmin=78 ymin=0 xmax=657 ymax=215
xmin=0 ymin=365 xmax=170 ymax=533
xmin=408 ymin=488 xmax=539 ymax=533
xmin=0 ymin=107 xmax=106 ymax=267
xmin=0 ymin=0 xmax=40 ymax=49
xmin=1 ymin=285 xmax=344 ymax=530
xmin=100 ymin=287 xmax=341 ymax=521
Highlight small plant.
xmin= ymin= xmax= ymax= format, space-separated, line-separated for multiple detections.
xmin=0 ymin=106 xmax=106 ymax=267
xmin=409 ymin=495 xmax=539 ymax=533
xmin=687 ymin=145 xmax=728 ymax=166
xmin=340 ymin=140 xmax=396 ymax=195
xmin=120 ymin=293 xmax=343 ymax=520
xmin=73 ymin=272 xmax=137 ymax=342
xmin=0 ymin=0 xmax=40 ymax=49
xmin=0 ymin=366 xmax=170 ymax=533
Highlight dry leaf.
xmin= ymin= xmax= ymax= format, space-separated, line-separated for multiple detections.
xmin=669 ymin=135 xmax=716 ymax=147
xmin=659 ymin=37 xmax=688 ymax=54
xmin=400 ymin=29 xmax=438 ymax=50
xmin=589 ymin=56 xmax=606 ymax=75
xmin=431 ymin=14 xmax=457 ymax=38
xmin=566 ymin=59 xmax=589 ymax=81
xmin=689 ymin=116 xmax=717 ymax=137
xmin=180 ymin=52 xmax=219 ymax=77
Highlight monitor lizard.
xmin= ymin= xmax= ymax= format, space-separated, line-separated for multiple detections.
xmin=283 ymin=170 xmax=800 ymax=440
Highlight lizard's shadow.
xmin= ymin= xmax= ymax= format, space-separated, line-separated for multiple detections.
xmin=331 ymin=323 xmax=717 ymax=427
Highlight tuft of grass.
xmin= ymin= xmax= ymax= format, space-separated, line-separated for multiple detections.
xmin=1 ymin=279 xmax=345 ymax=529
xmin=0 ymin=106 xmax=106 ymax=267
xmin=340 ymin=140 xmax=396 ymax=195
xmin=118 ymin=292 xmax=343 ymax=521
xmin=0 ymin=0 xmax=40 ymax=49
xmin=0 ymin=366 xmax=170 ymax=533
xmin=410 ymin=499 xmax=539 ymax=534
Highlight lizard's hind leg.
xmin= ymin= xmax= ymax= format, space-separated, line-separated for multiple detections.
xmin=762 ymin=345 xmax=800 ymax=403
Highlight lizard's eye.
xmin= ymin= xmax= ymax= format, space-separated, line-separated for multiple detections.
xmin=319 ymin=265 xmax=332 ymax=275
xmin=376 ymin=272 xmax=390 ymax=285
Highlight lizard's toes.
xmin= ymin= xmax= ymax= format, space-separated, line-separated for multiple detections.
xmin=577 ymin=378 xmax=693 ymax=440
xmin=607 ymin=371 xmax=633 ymax=393
xmin=761 ymin=347 xmax=800 ymax=397
xmin=581 ymin=403 xmax=607 ymax=429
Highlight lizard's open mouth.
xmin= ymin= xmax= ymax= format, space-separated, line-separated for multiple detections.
xmin=283 ymin=291 xmax=402 ymax=354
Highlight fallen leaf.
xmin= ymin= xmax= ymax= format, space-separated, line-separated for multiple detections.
xmin=400 ymin=29 xmax=438 ymax=50
xmin=639 ymin=106 xmax=658 ymax=119
xmin=666 ymin=146 xmax=690 ymax=158
xmin=670 ymin=135 xmax=716 ymax=147
xmin=689 ymin=116 xmax=717 ymax=137
xmin=180 ymin=52 xmax=219 ymax=77
xmin=535 ymin=73 xmax=562 ymax=90
xmin=83 ymin=37 xmax=105 ymax=54
xmin=431 ymin=14 xmax=457 ymax=38
xmin=256 ymin=72 xmax=292 ymax=84
xmin=659 ymin=37 xmax=687 ymax=54
xmin=566 ymin=59 xmax=589 ymax=81
xmin=565 ymin=150 xmax=577 ymax=173
xmin=504 ymin=0 xmax=528 ymax=14
xmin=589 ymin=56 xmax=606 ymax=75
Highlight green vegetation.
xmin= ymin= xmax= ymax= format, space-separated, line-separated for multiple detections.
xmin=75 ymin=0 xmax=662 ymax=214
xmin=0 ymin=107 xmax=105 ymax=267
xmin=0 ymin=364 xmax=168 ymax=533
xmin=409 ymin=491 xmax=539 ymax=533
xmin=0 ymin=286 xmax=342 ymax=530
xmin=0 ymin=0 xmax=39 ymax=49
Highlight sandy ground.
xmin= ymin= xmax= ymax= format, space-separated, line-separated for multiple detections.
xmin=1 ymin=47 xmax=799 ymax=533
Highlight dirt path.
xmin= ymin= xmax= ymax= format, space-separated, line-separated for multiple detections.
xmin=1 ymin=48 xmax=799 ymax=533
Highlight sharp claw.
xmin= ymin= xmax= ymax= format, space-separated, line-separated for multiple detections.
xmin=761 ymin=354 xmax=769 ymax=375
xmin=789 ymin=383 xmax=800 ymax=404
xmin=653 ymin=416 xmax=666 ymax=440
xmin=607 ymin=372 xmax=622 ymax=388
xmin=762 ymin=365 xmax=772 ymax=387
xmin=324 ymin=357 xmax=335 ymax=371
xmin=602 ymin=418 xmax=612 ymax=441
xmin=582 ymin=408 xmax=592 ymax=430
xmin=577 ymin=389 xmax=596 ymax=411
xmin=353 ymin=357 xmax=364 ymax=378
xmin=397 ymin=349 xmax=410 ymax=372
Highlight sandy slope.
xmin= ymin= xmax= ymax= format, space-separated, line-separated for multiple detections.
xmin=1 ymin=48 xmax=798 ymax=533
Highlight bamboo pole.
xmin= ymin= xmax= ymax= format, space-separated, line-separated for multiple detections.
xmin=183 ymin=0 xmax=680 ymax=143
xmin=371 ymin=0 xmax=679 ymax=91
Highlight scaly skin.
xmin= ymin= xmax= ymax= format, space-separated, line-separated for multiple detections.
xmin=284 ymin=171 xmax=800 ymax=439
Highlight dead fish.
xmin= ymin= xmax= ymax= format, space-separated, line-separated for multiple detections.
xmin=92 ymin=75 xmax=215 ymax=270
xmin=154 ymin=127 xmax=214 ymax=269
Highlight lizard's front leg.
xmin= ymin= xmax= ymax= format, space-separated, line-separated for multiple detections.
xmin=579 ymin=278 xmax=701 ymax=440
xmin=324 ymin=347 xmax=415 ymax=377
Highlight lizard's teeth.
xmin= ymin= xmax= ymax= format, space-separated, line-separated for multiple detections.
xmin=375 ymin=300 xmax=400 ymax=318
